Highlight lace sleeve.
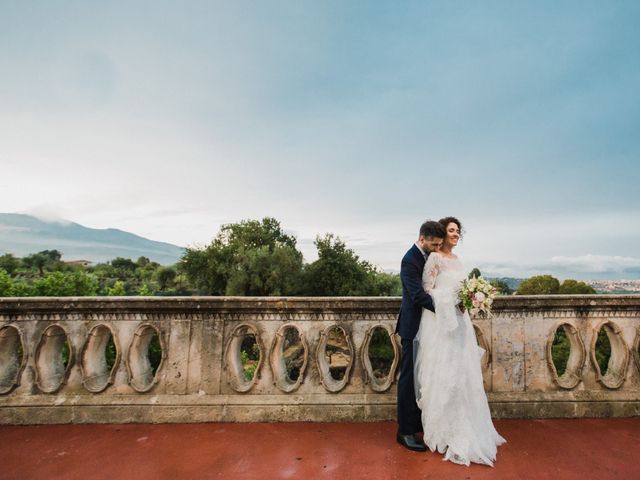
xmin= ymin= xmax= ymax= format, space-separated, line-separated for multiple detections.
xmin=422 ymin=253 xmax=439 ymax=293
xmin=424 ymin=253 xmax=460 ymax=333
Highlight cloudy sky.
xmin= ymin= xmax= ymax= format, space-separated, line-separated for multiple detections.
xmin=1 ymin=1 xmax=639 ymax=279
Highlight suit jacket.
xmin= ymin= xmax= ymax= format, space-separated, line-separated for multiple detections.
xmin=395 ymin=244 xmax=435 ymax=340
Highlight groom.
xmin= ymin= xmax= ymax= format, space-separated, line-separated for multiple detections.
xmin=395 ymin=220 xmax=445 ymax=452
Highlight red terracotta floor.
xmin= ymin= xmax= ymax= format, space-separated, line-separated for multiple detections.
xmin=0 ymin=419 xmax=638 ymax=480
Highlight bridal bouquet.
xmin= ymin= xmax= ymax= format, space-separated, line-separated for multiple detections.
xmin=459 ymin=275 xmax=497 ymax=318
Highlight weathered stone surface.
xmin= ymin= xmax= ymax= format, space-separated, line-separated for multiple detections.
xmin=0 ymin=295 xmax=639 ymax=424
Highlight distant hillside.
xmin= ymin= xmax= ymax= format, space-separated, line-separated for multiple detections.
xmin=487 ymin=277 xmax=524 ymax=291
xmin=0 ymin=213 xmax=184 ymax=265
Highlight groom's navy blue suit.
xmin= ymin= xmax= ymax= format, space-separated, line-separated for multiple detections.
xmin=396 ymin=244 xmax=435 ymax=435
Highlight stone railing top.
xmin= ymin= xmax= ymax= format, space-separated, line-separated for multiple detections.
xmin=0 ymin=295 xmax=639 ymax=314
xmin=0 ymin=296 xmax=400 ymax=313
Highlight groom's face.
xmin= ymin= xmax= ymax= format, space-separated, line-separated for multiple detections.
xmin=420 ymin=235 xmax=443 ymax=253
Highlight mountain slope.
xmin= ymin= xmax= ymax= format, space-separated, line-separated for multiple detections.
xmin=0 ymin=213 xmax=184 ymax=265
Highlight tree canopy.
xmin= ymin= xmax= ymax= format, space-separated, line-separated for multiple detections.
xmin=181 ymin=218 xmax=304 ymax=295
xmin=558 ymin=279 xmax=596 ymax=294
xmin=301 ymin=234 xmax=400 ymax=296
xmin=516 ymin=275 xmax=561 ymax=295
xmin=516 ymin=275 xmax=596 ymax=295
xmin=468 ymin=268 xmax=482 ymax=279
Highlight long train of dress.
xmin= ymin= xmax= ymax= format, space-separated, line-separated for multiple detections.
xmin=414 ymin=253 xmax=505 ymax=466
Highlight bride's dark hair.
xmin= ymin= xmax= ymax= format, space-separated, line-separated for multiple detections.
xmin=438 ymin=216 xmax=464 ymax=239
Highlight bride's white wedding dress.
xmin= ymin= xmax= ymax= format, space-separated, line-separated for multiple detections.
xmin=414 ymin=252 xmax=506 ymax=466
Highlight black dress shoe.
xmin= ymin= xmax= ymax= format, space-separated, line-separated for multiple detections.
xmin=396 ymin=433 xmax=427 ymax=452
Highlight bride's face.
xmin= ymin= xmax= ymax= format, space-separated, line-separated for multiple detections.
xmin=444 ymin=222 xmax=460 ymax=248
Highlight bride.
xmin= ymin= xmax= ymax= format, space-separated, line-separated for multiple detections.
xmin=414 ymin=216 xmax=506 ymax=466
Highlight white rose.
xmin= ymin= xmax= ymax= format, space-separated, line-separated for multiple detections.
xmin=475 ymin=292 xmax=486 ymax=302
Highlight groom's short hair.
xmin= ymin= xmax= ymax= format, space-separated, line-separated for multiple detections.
xmin=419 ymin=220 xmax=446 ymax=239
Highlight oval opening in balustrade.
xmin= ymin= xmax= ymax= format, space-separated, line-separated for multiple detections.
xmin=368 ymin=327 xmax=394 ymax=379
xmin=127 ymin=324 xmax=163 ymax=393
xmin=81 ymin=324 xmax=119 ymax=393
xmin=269 ymin=324 xmax=308 ymax=392
xmin=361 ymin=325 xmax=398 ymax=392
xmin=551 ymin=326 xmax=570 ymax=377
xmin=0 ymin=325 xmax=25 ymax=394
xmin=282 ymin=327 xmax=304 ymax=382
xmin=326 ymin=326 xmax=351 ymax=381
xmin=594 ymin=327 xmax=612 ymax=376
xmin=316 ymin=325 xmax=353 ymax=393
xmin=35 ymin=325 xmax=73 ymax=393
xmin=546 ymin=323 xmax=585 ymax=390
xmin=240 ymin=333 xmax=260 ymax=382
xmin=225 ymin=325 xmax=263 ymax=392
xmin=591 ymin=321 xmax=629 ymax=389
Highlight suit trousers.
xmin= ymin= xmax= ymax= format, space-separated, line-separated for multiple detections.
xmin=397 ymin=337 xmax=423 ymax=435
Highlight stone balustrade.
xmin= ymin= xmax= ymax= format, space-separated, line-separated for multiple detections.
xmin=0 ymin=296 xmax=639 ymax=424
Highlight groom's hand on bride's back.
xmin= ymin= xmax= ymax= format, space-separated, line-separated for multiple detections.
xmin=425 ymin=296 xmax=435 ymax=313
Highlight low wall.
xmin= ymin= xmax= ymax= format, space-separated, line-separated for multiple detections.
xmin=1 ymin=296 xmax=639 ymax=424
